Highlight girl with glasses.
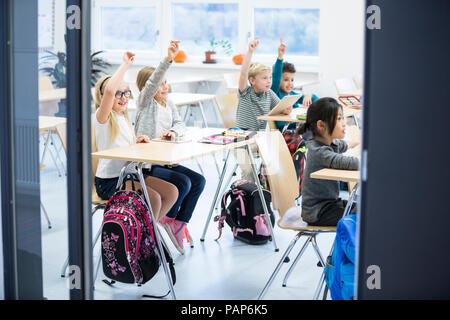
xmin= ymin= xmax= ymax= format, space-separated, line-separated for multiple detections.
xmin=93 ymin=51 xmax=178 ymax=222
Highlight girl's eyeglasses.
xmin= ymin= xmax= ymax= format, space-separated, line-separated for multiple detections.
xmin=115 ymin=90 xmax=131 ymax=99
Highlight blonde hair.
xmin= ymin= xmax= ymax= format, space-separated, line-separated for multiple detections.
xmin=248 ymin=63 xmax=271 ymax=80
xmin=136 ymin=66 xmax=155 ymax=92
xmin=136 ymin=66 xmax=172 ymax=93
xmin=94 ymin=75 xmax=135 ymax=146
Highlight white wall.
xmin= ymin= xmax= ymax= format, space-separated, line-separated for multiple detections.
xmin=317 ymin=0 xmax=365 ymax=96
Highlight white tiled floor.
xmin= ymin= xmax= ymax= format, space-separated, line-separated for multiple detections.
xmin=39 ymin=133 xmax=339 ymax=300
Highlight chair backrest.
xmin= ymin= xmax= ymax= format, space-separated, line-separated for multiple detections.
xmin=214 ymin=93 xmax=238 ymax=128
xmin=255 ymin=130 xmax=299 ymax=218
xmin=39 ymin=76 xmax=54 ymax=91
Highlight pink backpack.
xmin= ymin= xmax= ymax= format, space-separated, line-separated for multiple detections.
xmin=101 ymin=188 xmax=175 ymax=288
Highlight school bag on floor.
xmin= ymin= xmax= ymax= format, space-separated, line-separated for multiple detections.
xmin=259 ymin=129 xmax=306 ymax=196
xmin=214 ymin=180 xmax=275 ymax=245
xmin=324 ymin=213 xmax=357 ymax=300
xmin=101 ymin=174 xmax=176 ymax=293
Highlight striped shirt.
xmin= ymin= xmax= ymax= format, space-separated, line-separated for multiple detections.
xmin=236 ymin=86 xmax=280 ymax=130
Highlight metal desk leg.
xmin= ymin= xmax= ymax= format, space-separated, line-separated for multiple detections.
xmin=136 ymin=163 xmax=176 ymax=300
xmin=198 ymin=101 xmax=209 ymax=128
xmin=183 ymin=105 xmax=191 ymax=122
xmin=214 ymin=163 xmax=238 ymax=212
xmin=200 ymin=150 xmax=231 ymax=241
xmin=246 ymin=145 xmax=279 ymax=252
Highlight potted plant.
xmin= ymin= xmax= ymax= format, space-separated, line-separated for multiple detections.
xmin=39 ymin=50 xmax=112 ymax=88
xmin=204 ymin=37 xmax=233 ymax=64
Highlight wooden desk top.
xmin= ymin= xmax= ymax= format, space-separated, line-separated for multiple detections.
xmin=39 ymin=116 xmax=66 ymax=131
xmin=92 ymin=128 xmax=260 ymax=166
xmin=257 ymin=106 xmax=361 ymax=123
xmin=310 ymin=168 xmax=360 ymax=183
xmin=39 ymin=88 xmax=66 ymax=103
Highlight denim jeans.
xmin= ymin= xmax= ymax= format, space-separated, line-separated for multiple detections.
xmin=146 ymin=165 xmax=206 ymax=223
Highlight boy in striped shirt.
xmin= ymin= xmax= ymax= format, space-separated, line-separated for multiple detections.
xmin=234 ymin=38 xmax=282 ymax=182
xmin=236 ymin=38 xmax=281 ymax=130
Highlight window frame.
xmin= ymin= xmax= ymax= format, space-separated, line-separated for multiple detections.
xmin=91 ymin=0 xmax=320 ymax=71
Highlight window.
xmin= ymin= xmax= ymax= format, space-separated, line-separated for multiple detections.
xmin=171 ymin=2 xmax=239 ymax=58
xmin=92 ymin=0 xmax=160 ymax=57
xmin=100 ymin=6 xmax=158 ymax=51
xmin=253 ymin=8 xmax=319 ymax=57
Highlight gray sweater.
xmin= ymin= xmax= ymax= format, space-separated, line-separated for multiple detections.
xmin=134 ymin=60 xmax=186 ymax=139
xmin=301 ymin=139 xmax=359 ymax=224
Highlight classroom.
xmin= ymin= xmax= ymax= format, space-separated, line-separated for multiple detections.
xmin=1 ymin=0 xmax=449 ymax=305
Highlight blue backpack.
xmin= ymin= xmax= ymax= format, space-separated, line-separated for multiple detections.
xmin=324 ymin=213 xmax=357 ymax=300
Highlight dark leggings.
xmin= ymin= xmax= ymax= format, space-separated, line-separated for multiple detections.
xmin=313 ymin=199 xmax=357 ymax=226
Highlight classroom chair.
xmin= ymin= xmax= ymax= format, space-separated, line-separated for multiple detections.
xmin=214 ymin=92 xmax=238 ymax=128
xmin=255 ymin=130 xmax=337 ymax=300
xmin=60 ymin=121 xmax=108 ymax=278
xmin=39 ymin=76 xmax=60 ymax=116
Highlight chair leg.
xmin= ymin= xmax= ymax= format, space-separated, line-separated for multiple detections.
xmin=257 ymin=232 xmax=304 ymax=300
xmin=93 ymin=249 xmax=102 ymax=287
xmin=61 ymin=204 xmax=105 ymax=277
xmin=310 ymin=235 xmax=329 ymax=300
xmin=282 ymin=236 xmax=312 ymax=287
xmin=313 ymin=268 xmax=327 ymax=300
xmin=40 ymin=201 xmax=52 ymax=229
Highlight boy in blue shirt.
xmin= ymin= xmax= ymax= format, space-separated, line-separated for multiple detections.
xmin=271 ymin=39 xmax=319 ymax=131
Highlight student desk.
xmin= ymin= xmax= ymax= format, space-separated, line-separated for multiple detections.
xmin=39 ymin=116 xmax=67 ymax=174
xmin=92 ymin=128 xmax=276 ymax=299
xmin=257 ymin=106 xmax=362 ymax=132
xmin=309 ymin=167 xmax=360 ymax=299
xmin=126 ymin=93 xmax=218 ymax=128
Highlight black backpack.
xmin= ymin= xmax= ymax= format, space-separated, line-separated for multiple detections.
xmin=215 ymin=180 xmax=275 ymax=245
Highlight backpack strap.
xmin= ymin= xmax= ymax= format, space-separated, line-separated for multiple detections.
xmin=214 ymin=190 xmax=233 ymax=241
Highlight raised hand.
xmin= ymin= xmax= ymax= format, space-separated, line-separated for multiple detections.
xmin=248 ymin=38 xmax=259 ymax=52
xmin=123 ymin=51 xmax=135 ymax=66
xmin=167 ymin=40 xmax=180 ymax=62
xmin=278 ymin=38 xmax=286 ymax=59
